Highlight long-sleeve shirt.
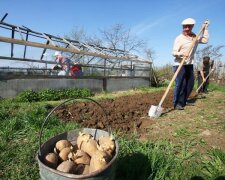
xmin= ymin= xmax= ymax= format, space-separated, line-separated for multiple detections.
xmin=56 ymin=57 xmax=71 ymax=71
xmin=172 ymin=28 xmax=209 ymax=65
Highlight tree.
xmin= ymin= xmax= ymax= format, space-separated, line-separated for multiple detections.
xmin=99 ymin=24 xmax=150 ymax=69
xmin=195 ymin=45 xmax=225 ymax=63
xmin=196 ymin=44 xmax=225 ymax=79
xmin=100 ymin=24 xmax=146 ymax=53
xmin=66 ymin=24 xmax=154 ymax=76
xmin=144 ymin=48 xmax=155 ymax=63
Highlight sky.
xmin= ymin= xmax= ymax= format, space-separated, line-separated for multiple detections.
xmin=0 ymin=0 xmax=225 ymax=67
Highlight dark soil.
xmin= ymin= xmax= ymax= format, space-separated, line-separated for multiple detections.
xmin=55 ymin=90 xmax=177 ymax=134
xmin=54 ymin=89 xmax=225 ymax=152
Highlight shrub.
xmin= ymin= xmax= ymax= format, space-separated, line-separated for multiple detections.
xmin=15 ymin=90 xmax=40 ymax=102
xmin=38 ymin=89 xmax=61 ymax=101
xmin=14 ymin=88 xmax=92 ymax=102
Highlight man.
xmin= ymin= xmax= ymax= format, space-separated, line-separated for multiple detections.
xmin=197 ymin=56 xmax=214 ymax=93
xmin=172 ymin=18 xmax=209 ymax=110
xmin=54 ymin=51 xmax=72 ymax=76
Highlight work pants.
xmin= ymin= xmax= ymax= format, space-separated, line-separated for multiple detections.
xmin=173 ymin=64 xmax=194 ymax=107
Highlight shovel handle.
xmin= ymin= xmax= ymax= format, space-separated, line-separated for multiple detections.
xmin=158 ymin=22 xmax=207 ymax=107
xmin=196 ymin=68 xmax=215 ymax=93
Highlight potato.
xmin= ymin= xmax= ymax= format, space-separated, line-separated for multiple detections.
xmin=55 ymin=140 xmax=71 ymax=152
xmin=57 ymin=161 xmax=76 ymax=173
xmin=59 ymin=147 xmax=72 ymax=161
xmin=44 ymin=153 xmax=58 ymax=169
xmin=73 ymin=150 xmax=90 ymax=165
xmin=98 ymin=135 xmax=116 ymax=155
xmin=80 ymin=138 xmax=98 ymax=157
xmin=75 ymin=164 xmax=89 ymax=175
xmin=89 ymin=150 xmax=110 ymax=173
xmin=77 ymin=132 xmax=92 ymax=149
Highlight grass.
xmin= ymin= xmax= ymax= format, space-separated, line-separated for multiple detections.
xmin=0 ymin=100 xmax=79 ymax=179
xmin=173 ymin=127 xmax=192 ymax=138
xmin=94 ymin=86 xmax=166 ymax=100
xmin=0 ymin=84 xmax=225 ymax=179
xmin=116 ymin=138 xmax=178 ymax=179
xmin=208 ymin=83 xmax=225 ymax=92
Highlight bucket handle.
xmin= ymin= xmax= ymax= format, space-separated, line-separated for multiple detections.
xmin=39 ymin=97 xmax=110 ymax=155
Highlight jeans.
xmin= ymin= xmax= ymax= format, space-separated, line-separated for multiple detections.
xmin=173 ymin=64 xmax=194 ymax=107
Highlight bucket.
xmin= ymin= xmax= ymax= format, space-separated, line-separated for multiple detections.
xmin=36 ymin=97 xmax=119 ymax=180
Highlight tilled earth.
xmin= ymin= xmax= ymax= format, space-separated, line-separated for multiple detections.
xmin=54 ymin=90 xmax=176 ymax=134
xmin=54 ymin=89 xmax=225 ymax=152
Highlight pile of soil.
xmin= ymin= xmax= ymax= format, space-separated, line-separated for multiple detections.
xmin=54 ymin=90 xmax=176 ymax=134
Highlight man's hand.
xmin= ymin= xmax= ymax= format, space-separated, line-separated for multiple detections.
xmin=204 ymin=19 xmax=210 ymax=28
xmin=182 ymin=53 xmax=189 ymax=59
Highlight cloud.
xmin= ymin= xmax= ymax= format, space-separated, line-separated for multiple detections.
xmin=130 ymin=0 xmax=219 ymax=37
xmin=131 ymin=19 xmax=159 ymax=35
xmin=131 ymin=15 xmax=174 ymax=36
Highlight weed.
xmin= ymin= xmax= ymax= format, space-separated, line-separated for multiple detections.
xmin=201 ymin=149 xmax=225 ymax=179
xmin=173 ymin=127 xmax=191 ymax=138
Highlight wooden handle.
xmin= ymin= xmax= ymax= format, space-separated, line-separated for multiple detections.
xmin=196 ymin=68 xmax=215 ymax=93
xmin=158 ymin=23 xmax=207 ymax=107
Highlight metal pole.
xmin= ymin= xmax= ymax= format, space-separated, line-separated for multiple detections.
xmin=104 ymin=59 xmax=106 ymax=77
xmin=0 ymin=13 xmax=8 ymax=22
xmin=149 ymin=63 xmax=152 ymax=87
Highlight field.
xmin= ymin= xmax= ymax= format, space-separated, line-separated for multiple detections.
xmin=0 ymin=84 xmax=225 ymax=179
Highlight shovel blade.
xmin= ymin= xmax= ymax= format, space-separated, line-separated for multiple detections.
xmin=148 ymin=105 xmax=162 ymax=118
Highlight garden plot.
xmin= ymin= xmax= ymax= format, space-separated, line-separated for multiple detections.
xmin=54 ymin=90 xmax=225 ymax=152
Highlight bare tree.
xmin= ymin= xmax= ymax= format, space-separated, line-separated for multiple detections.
xmin=195 ymin=44 xmax=225 ymax=80
xmin=65 ymin=27 xmax=100 ymax=64
xmin=100 ymin=24 xmax=146 ymax=53
xmin=99 ymin=24 xmax=148 ymax=69
xmin=196 ymin=45 xmax=225 ymax=63
xmin=66 ymin=24 xmax=153 ymax=75
xmin=66 ymin=26 xmax=87 ymax=42
xmin=144 ymin=48 xmax=155 ymax=62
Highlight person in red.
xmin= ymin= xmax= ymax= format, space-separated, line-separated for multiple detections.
xmin=70 ymin=62 xmax=83 ymax=77
xmin=54 ymin=51 xmax=71 ymax=76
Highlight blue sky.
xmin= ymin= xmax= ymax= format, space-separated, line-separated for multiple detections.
xmin=0 ymin=0 xmax=225 ymax=67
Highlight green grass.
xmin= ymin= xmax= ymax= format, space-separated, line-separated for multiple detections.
xmin=0 ymin=86 xmax=225 ymax=179
xmin=116 ymin=138 xmax=178 ymax=179
xmin=173 ymin=127 xmax=192 ymax=138
xmin=0 ymin=100 xmax=79 ymax=179
xmin=208 ymin=83 xmax=225 ymax=92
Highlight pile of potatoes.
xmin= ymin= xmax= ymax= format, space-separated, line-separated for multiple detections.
xmin=44 ymin=132 xmax=116 ymax=175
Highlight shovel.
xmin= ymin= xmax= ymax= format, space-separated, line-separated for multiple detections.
xmin=196 ymin=68 xmax=215 ymax=93
xmin=148 ymin=21 xmax=208 ymax=118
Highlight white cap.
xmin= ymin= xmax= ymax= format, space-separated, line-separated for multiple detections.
xmin=54 ymin=51 xmax=61 ymax=56
xmin=182 ymin=18 xmax=196 ymax=25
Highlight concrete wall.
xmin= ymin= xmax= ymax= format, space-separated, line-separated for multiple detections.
xmin=0 ymin=76 xmax=150 ymax=98
xmin=106 ymin=78 xmax=149 ymax=91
